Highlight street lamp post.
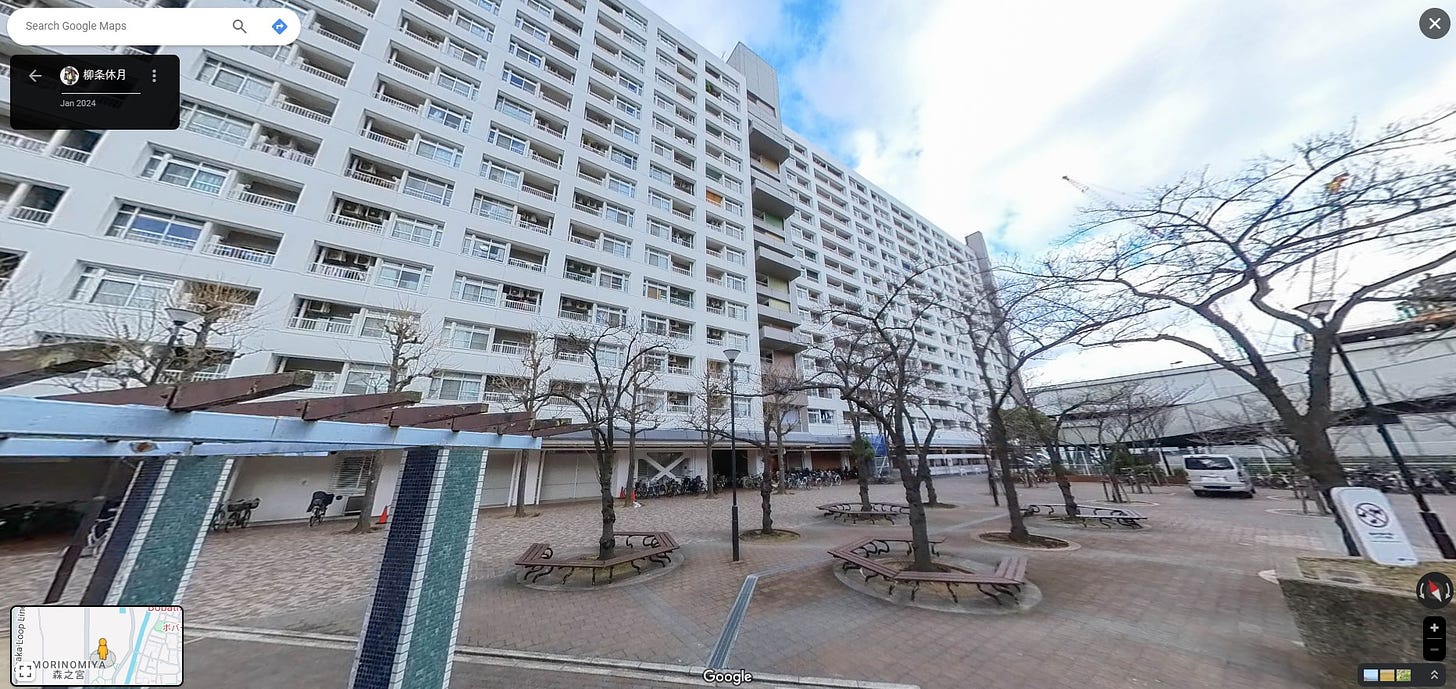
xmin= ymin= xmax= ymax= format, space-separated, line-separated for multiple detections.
xmin=48 ymin=305 xmax=205 ymax=603
xmin=147 ymin=306 xmax=205 ymax=385
xmin=1298 ymin=299 xmax=1456 ymax=559
xmin=724 ymin=347 xmax=741 ymax=562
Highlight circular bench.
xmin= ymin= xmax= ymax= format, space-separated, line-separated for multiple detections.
xmin=818 ymin=502 xmax=911 ymax=525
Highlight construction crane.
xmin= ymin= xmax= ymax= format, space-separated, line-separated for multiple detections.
xmin=1304 ymin=173 xmax=1350 ymax=305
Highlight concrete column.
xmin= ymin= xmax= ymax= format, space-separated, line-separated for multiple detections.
xmin=348 ymin=447 xmax=487 ymax=689
xmin=81 ymin=456 xmax=233 ymax=605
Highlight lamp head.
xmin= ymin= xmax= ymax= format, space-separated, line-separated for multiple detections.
xmin=1294 ymin=299 xmax=1336 ymax=321
xmin=165 ymin=306 xmax=204 ymax=327
xmin=723 ymin=347 xmax=741 ymax=363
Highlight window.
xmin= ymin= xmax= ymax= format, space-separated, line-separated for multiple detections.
xmin=501 ymin=68 xmax=539 ymax=95
xmin=514 ymin=14 xmax=549 ymax=42
xmin=331 ymin=453 xmax=372 ymax=494
xmin=452 ymin=273 xmax=500 ymax=305
xmin=508 ymin=40 xmax=543 ymax=67
xmin=341 ymin=364 xmax=390 ymax=394
xmin=436 ymin=71 xmax=478 ymax=99
xmin=71 ymin=266 xmax=175 ymax=307
xmin=598 ymin=268 xmax=628 ymax=291
xmin=724 ymin=198 xmax=743 ymax=216
xmin=179 ymin=102 xmax=251 ymax=145
xmin=473 ymin=194 xmax=513 ymax=222
xmin=603 ymin=204 xmax=633 ymax=226
xmin=595 ymin=304 xmax=627 ymax=327
xmin=402 ymin=175 xmax=453 ymax=205
xmin=724 ymin=301 xmax=748 ymax=320
xmin=416 ymin=138 xmax=463 ymax=168
xmin=481 ymin=160 xmax=523 ymax=188
xmin=724 ymin=273 xmax=747 ymax=292
xmin=641 ymin=313 xmax=668 ymax=335
xmin=609 ymin=147 xmax=636 ymax=169
xmin=809 ymin=409 xmax=836 ymax=424
xmin=198 ymin=59 xmax=271 ymax=101
xmin=601 ymin=233 xmax=631 ymax=257
xmin=376 ymin=261 xmax=430 ymax=291
xmin=606 ymin=176 xmax=635 ymax=197
xmin=392 ymin=216 xmax=444 ymax=247
xmin=646 ymin=247 xmax=670 ymax=270
xmin=430 ymin=371 xmax=483 ymax=401
xmin=488 ymin=128 xmax=528 ymax=155
xmin=462 ymin=233 xmax=507 ymax=262
xmin=644 ymin=279 xmax=668 ymax=301
xmin=443 ymin=320 xmax=493 ymax=351
xmin=456 ymin=14 xmax=493 ymax=41
xmin=649 ymin=191 xmax=670 ymax=210
xmin=143 ymin=151 xmax=228 ymax=195
xmin=107 ymin=205 xmax=205 ymax=249
xmin=426 ymin=104 xmax=470 ymax=132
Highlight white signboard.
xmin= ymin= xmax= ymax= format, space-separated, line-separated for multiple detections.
xmin=1331 ymin=487 xmax=1419 ymax=567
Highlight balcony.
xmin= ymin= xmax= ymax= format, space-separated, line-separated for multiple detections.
xmin=755 ymin=241 xmax=801 ymax=281
xmin=346 ymin=158 xmax=403 ymax=191
xmin=270 ymin=90 xmax=335 ymax=125
xmin=251 ymin=133 xmax=318 ymax=165
xmin=751 ymin=172 xmax=797 ymax=219
xmin=756 ymin=301 xmax=802 ymax=329
xmin=310 ymin=16 xmax=365 ymax=50
xmin=760 ymin=324 xmax=805 ymax=353
xmin=228 ymin=179 xmax=300 ymax=213
xmin=292 ymin=54 xmax=351 ymax=86
xmin=748 ymin=116 xmax=792 ymax=163
xmin=288 ymin=301 xmax=364 ymax=334
xmin=207 ymin=229 xmax=280 ymax=265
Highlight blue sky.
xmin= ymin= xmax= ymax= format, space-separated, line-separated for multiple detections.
xmin=637 ymin=0 xmax=1456 ymax=380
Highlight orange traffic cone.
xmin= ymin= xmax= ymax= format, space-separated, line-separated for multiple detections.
xmin=376 ymin=506 xmax=389 ymax=525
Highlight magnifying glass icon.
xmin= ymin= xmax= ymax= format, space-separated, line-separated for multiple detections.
xmin=232 ymin=19 xmax=246 ymax=33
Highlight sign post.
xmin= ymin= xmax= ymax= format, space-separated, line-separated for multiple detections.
xmin=1331 ymin=487 xmax=1419 ymax=567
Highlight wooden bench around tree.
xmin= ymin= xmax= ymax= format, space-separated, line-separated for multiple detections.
xmin=827 ymin=537 xmax=1029 ymax=606
xmin=1021 ymin=503 xmax=1149 ymax=529
xmin=818 ymin=502 xmax=912 ymax=525
xmin=514 ymin=531 xmax=679 ymax=584
xmin=851 ymin=534 xmax=945 ymax=557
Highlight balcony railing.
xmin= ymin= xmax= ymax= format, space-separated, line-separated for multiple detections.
xmin=508 ymin=257 xmax=545 ymax=272
xmin=289 ymin=315 xmax=357 ymax=334
xmin=52 ymin=146 xmax=92 ymax=163
xmin=312 ymin=24 xmax=362 ymax=50
xmin=389 ymin=58 xmax=431 ymax=80
xmin=301 ymin=370 xmax=341 ymax=393
xmin=252 ymin=141 xmax=316 ymax=165
xmin=0 ymin=131 xmax=46 ymax=152
xmin=500 ymin=299 xmax=539 ymax=313
xmin=517 ymin=217 xmax=551 ymax=233
xmin=330 ymin=212 xmax=387 ymax=233
xmin=347 ymin=167 xmax=401 ymax=190
xmin=521 ymin=184 xmax=555 ymax=200
xmin=529 ymin=152 xmax=561 ymax=169
xmin=10 ymin=206 xmax=55 ymax=224
xmin=363 ymin=128 xmax=409 ymax=150
xmin=271 ymin=97 xmax=333 ymax=124
xmin=294 ymin=60 xmax=348 ymax=86
xmin=207 ymin=240 xmax=277 ymax=265
xmin=374 ymin=91 xmax=422 ymax=115
xmin=229 ymin=187 xmax=298 ymax=213
xmin=310 ymin=262 xmax=370 ymax=281
xmin=334 ymin=0 xmax=373 ymax=16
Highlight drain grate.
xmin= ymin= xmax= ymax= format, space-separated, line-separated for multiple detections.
xmin=707 ymin=574 xmax=758 ymax=668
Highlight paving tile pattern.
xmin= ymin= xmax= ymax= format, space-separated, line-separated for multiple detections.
xmin=7 ymin=477 xmax=1450 ymax=688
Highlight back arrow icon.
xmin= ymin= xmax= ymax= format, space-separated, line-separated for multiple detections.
xmin=29 ymin=70 xmax=41 ymax=82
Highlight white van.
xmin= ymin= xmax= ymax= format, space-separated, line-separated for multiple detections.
xmin=1182 ymin=454 xmax=1255 ymax=498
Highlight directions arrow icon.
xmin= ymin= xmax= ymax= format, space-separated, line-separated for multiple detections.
xmin=29 ymin=70 xmax=41 ymax=82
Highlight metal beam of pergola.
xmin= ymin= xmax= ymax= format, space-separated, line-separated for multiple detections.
xmin=0 ymin=396 xmax=544 ymax=454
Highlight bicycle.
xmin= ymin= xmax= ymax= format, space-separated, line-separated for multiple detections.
xmin=218 ymin=498 xmax=260 ymax=532
xmin=306 ymin=491 xmax=338 ymax=527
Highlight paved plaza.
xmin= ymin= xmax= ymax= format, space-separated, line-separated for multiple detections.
xmin=4 ymin=475 xmax=1445 ymax=688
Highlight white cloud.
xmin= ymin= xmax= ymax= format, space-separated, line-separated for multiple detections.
xmin=638 ymin=0 xmax=1456 ymax=381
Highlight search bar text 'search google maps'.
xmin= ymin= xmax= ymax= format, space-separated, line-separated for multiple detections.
xmin=7 ymin=8 xmax=301 ymax=46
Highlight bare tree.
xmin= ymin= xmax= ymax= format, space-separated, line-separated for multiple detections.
xmin=502 ymin=333 xmax=555 ymax=517
xmin=1059 ymin=382 xmax=1186 ymax=503
xmin=619 ymin=365 xmax=664 ymax=506
xmin=0 ymin=265 xmax=46 ymax=348
xmin=816 ymin=266 xmax=961 ymax=570
xmin=351 ymin=310 xmax=443 ymax=534
xmin=549 ymin=324 xmax=672 ymax=559
xmin=685 ymin=367 xmax=731 ymax=498
xmin=808 ymin=324 xmax=892 ymax=510
xmin=954 ymin=257 xmax=1143 ymax=542
xmin=57 ymin=281 xmax=261 ymax=390
xmin=755 ymin=364 xmax=802 ymax=534
xmin=1063 ymin=108 xmax=1456 ymax=546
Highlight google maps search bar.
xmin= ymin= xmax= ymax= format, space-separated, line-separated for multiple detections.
xmin=8 ymin=8 xmax=302 ymax=46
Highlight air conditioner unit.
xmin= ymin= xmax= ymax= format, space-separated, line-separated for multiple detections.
xmin=323 ymin=248 xmax=350 ymax=262
xmin=339 ymin=201 xmax=363 ymax=215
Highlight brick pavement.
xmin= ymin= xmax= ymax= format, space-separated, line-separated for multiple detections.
xmin=5 ymin=476 xmax=1447 ymax=688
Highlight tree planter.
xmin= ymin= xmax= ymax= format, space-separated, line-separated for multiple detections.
xmin=1278 ymin=557 xmax=1456 ymax=689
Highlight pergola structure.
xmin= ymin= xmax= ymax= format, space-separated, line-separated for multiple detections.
xmin=0 ymin=343 xmax=587 ymax=689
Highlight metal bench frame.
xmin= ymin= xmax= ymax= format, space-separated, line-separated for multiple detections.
xmin=827 ymin=537 xmax=1029 ymax=606
xmin=514 ymin=531 xmax=679 ymax=584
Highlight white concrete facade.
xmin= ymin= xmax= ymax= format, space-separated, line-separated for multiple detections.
xmin=1031 ymin=327 xmax=1456 ymax=465
xmin=0 ymin=0 xmax=990 ymax=519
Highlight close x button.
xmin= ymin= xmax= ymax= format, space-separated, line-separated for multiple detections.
xmin=1425 ymin=616 xmax=1446 ymax=662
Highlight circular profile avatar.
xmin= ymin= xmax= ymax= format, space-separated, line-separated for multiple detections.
xmin=59 ymin=66 xmax=80 ymax=86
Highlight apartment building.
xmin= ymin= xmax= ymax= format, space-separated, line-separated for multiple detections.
xmin=0 ymin=0 xmax=994 ymax=522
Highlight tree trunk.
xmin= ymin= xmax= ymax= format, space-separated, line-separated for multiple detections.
xmin=914 ymin=427 xmax=939 ymax=506
xmin=596 ymin=438 xmax=617 ymax=560
xmin=622 ymin=429 xmax=638 ymax=506
xmin=988 ymin=410 xmax=1028 ymax=542
xmin=703 ymin=439 xmax=717 ymax=498
xmin=759 ymin=452 xmax=774 ymax=534
xmin=1045 ymin=444 xmax=1079 ymax=516
xmin=350 ymin=452 xmax=385 ymax=534
xmin=894 ymin=434 xmax=933 ymax=572
xmin=512 ymin=450 xmax=532 ymax=517
xmin=1289 ymin=419 xmax=1358 ymax=555
xmin=851 ymin=417 xmax=872 ymax=510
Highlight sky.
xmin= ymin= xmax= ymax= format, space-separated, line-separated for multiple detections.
xmin=638 ymin=0 xmax=1456 ymax=382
